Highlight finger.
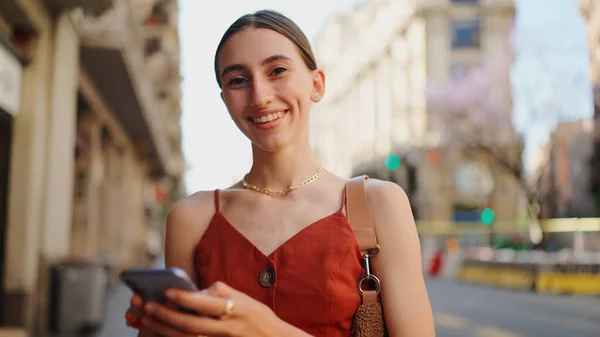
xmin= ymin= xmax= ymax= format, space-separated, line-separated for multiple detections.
xmin=144 ymin=303 xmax=234 ymax=336
xmin=130 ymin=295 xmax=145 ymax=317
xmin=165 ymin=300 xmax=178 ymax=310
xmin=205 ymin=281 xmax=247 ymax=300
xmin=141 ymin=315 xmax=193 ymax=337
xmin=165 ymin=289 xmax=235 ymax=318
xmin=131 ymin=294 xmax=143 ymax=307
xmin=174 ymin=281 xmax=247 ymax=304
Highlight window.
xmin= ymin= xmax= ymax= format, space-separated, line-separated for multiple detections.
xmin=453 ymin=204 xmax=480 ymax=222
xmin=451 ymin=20 xmax=481 ymax=48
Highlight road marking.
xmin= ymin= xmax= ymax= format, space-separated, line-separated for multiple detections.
xmin=476 ymin=325 xmax=523 ymax=337
xmin=435 ymin=312 xmax=468 ymax=328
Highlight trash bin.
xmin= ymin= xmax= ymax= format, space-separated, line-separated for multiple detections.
xmin=48 ymin=260 xmax=109 ymax=335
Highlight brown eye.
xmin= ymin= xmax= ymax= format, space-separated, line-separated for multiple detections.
xmin=271 ymin=67 xmax=287 ymax=75
xmin=227 ymin=77 xmax=248 ymax=87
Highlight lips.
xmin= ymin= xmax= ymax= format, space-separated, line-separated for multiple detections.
xmin=247 ymin=109 xmax=288 ymax=125
xmin=247 ymin=109 xmax=288 ymax=130
xmin=252 ymin=111 xmax=284 ymax=124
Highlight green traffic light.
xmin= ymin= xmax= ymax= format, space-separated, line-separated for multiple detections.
xmin=385 ymin=154 xmax=401 ymax=171
xmin=481 ymin=208 xmax=495 ymax=225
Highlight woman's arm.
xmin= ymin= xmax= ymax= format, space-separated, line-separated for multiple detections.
xmin=163 ymin=192 xmax=216 ymax=282
xmin=366 ymin=180 xmax=436 ymax=337
xmin=136 ymin=191 xmax=215 ymax=337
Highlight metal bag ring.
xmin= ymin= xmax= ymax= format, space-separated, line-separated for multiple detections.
xmin=357 ymin=274 xmax=381 ymax=295
xmin=365 ymin=245 xmax=381 ymax=257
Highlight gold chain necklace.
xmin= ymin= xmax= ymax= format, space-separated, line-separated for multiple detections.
xmin=241 ymin=166 xmax=324 ymax=197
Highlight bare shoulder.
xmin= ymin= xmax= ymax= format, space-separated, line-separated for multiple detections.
xmin=166 ymin=190 xmax=215 ymax=228
xmin=364 ymin=179 xmax=413 ymax=221
xmin=164 ymin=190 xmax=216 ymax=275
xmin=364 ymin=178 xmax=409 ymax=202
xmin=362 ymin=178 xmax=417 ymax=244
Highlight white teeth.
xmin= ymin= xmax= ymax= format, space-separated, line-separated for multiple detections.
xmin=252 ymin=111 xmax=285 ymax=124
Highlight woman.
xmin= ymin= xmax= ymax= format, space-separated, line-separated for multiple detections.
xmin=127 ymin=9 xmax=435 ymax=337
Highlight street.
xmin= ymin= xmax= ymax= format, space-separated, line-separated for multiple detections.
xmin=96 ymin=283 xmax=137 ymax=337
xmin=96 ymin=266 xmax=600 ymax=337
xmin=427 ymin=279 xmax=600 ymax=337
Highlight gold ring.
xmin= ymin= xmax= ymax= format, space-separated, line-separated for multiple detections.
xmin=220 ymin=299 xmax=235 ymax=319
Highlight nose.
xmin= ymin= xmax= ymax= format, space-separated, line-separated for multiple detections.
xmin=249 ymin=76 xmax=274 ymax=108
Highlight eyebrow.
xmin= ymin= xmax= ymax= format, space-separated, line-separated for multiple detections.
xmin=220 ymin=54 xmax=292 ymax=80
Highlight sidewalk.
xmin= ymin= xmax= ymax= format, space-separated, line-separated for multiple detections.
xmin=96 ymin=256 xmax=165 ymax=337
xmin=95 ymin=283 xmax=137 ymax=337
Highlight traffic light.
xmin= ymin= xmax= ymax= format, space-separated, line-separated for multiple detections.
xmin=385 ymin=154 xmax=401 ymax=171
xmin=480 ymin=208 xmax=495 ymax=226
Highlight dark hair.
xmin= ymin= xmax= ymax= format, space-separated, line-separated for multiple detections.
xmin=214 ymin=10 xmax=317 ymax=88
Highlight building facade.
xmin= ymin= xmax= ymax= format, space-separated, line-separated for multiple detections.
xmin=0 ymin=0 xmax=184 ymax=335
xmin=539 ymin=119 xmax=597 ymax=218
xmin=311 ymin=0 xmax=521 ymax=230
xmin=580 ymin=0 xmax=600 ymax=215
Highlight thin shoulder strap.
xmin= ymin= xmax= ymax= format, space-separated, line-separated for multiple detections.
xmin=346 ymin=175 xmax=379 ymax=255
xmin=338 ymin=185 xmax=348 ymax=213
xmin=213 ymin=189 xmax=220 ymax=211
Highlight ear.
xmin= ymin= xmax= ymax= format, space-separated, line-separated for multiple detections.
xmin=310 ymin=69 xmax=326 ymax=103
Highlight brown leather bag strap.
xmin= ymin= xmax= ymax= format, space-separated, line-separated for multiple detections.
xmin=346 ymin=175 xmax=379 ymax=255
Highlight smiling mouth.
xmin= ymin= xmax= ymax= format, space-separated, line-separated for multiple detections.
xmin=248 ymin=110 xmax=288 ymax=124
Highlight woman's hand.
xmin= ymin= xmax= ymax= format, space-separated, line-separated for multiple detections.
xmin=126 ymin=294 xmax=146 ymax=329
xmin=141 ymin=281 xmax=310 ymax=337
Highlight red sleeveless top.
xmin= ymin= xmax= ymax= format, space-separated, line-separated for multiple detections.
xmin=194 ymin=189 xmax=364 ymax=336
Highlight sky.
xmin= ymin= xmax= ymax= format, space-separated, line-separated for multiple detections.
xmin=179 ymin=0 xmax=594 ymax=193
xmin=512 ymin=0 xmax=593 ymax=171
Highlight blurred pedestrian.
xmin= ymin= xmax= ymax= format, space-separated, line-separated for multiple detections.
xmin=428 ymin=248 xmax=444 ymax=277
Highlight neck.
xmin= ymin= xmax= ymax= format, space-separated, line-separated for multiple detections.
xmin=245 ymin=141 xmax=320 ymax=191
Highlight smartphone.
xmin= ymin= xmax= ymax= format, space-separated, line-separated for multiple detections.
xmin=120 ymin=267 xmax=198 ymax=305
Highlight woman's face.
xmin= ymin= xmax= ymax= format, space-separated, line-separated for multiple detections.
xmin=217 ymin=28 xmax=325 ymax=152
